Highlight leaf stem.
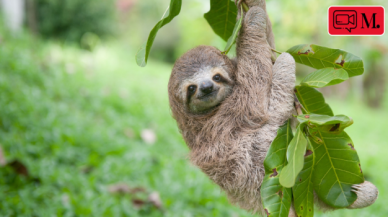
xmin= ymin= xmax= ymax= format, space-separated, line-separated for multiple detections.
xmin=242 ymin=3 xmax=249 ymax=12
xmin=161 ymin=5 xmax=170 ymax=19
xmin=299 ymin=101 xmax=308 ymax=113
xmin=294 ymin=93 xmax=306 ymax=115
xmin=271 ymin=51 xmax=277 ymax=63
xmin=271 ymin=48 xmax=282 ymax=54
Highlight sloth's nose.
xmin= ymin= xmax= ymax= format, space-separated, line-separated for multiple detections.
xmin=200 ymin=80 xmax=214 ymax=94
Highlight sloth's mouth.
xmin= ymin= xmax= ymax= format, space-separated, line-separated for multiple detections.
xmin=198 ymin=90 xmax=218 ymax=100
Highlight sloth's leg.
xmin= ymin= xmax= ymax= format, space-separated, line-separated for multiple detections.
xmin=315 ymin=181 xmax=379 ymax=211
xmin=348 ymin=181 xmax=379 ymax=208
xmin=288 ymin=204 xmax=297 ymax=217
xmin=267 ymin=53 xmax=296 ymax=125
xmin=314 ymin=181 xmax=378 ymax=212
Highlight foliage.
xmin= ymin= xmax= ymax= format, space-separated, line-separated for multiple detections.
xmin=204 ymin=0 xmax=238 ymax=42
xmin=136 ymin=0 xmax=238 ymax=66
xmin=35 ymin=0 xmax=116 ymax=43
xmin=223 ymin=5 xmax=243 ymax=54
xmin=264 ymin=44 xmax=366 ymax=216
xmin=287 ymin=44 xmax=364 ymax=77
xmin=279 ymin=126 xmax=307 ymax=188
xmin=294 ymin=86 xmax=333 ymax=116
xmin=261 ymin=120 xmax=293 ymax=217
xmin=300 ymin=68 xmax=349 ymax=88
xmin=293 ymin=140 xmax=315 ymax=217
xmin=297 ymin=114 xmax=363 ymax=208
xmin=136 ymin=0 xmax=182 ymax=67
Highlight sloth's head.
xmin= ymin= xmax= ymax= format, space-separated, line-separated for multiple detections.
xmin=169 ymin=46 xmax=236 ymax=115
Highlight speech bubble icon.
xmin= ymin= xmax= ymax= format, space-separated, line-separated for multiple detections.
xmin=333 ymin=10 xmax=357 ymax=32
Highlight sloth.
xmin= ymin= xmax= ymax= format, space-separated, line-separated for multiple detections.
xmin=168 ymin=1 xmax=378 ymax=216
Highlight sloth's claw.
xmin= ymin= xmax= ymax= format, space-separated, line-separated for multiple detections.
xmin=348 ymin=181 xmax=378 ymax=209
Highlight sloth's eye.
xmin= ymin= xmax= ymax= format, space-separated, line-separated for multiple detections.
xmin=188 ymin=85 xmax=197 ymax=94
xmin=213 ymin=74 xmax=221 ymax=82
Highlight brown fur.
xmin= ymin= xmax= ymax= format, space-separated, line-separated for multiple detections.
xmin=169 ymin=4 xmax=296 ymax=215
xmin=237 ymin=0 xmax=275 ymax=50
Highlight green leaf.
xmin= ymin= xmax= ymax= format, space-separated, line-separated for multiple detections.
xmin=293 ymin=140 xmax=315 ymax=217
xmin=287 ymin=44 xmax=364 ymax=77
xmin=135 ymin=0 xmax=182 ymax=67
xmin=301 ymin=68 xmax=349 ymax=88
xmin=261 ymin=120 xmax=293 ymax=217
xmin=204 ymin=0 xmax=238 ymax=41
xmin=279 ymin=126 xmax=307 ymax=188
xmin=297 ymin=114 xmax=353 ymax=133
xmin=135 ymin=43 xmax=147 ymax=67
xmin=263 ymin=120 xmax=294 ymax=173
xmin=295 ymin=85 xmax=333 ymax=116
xmin=309 ymin=129 xmax=364 ymax=208
xmin=261 ymin=175 xmax=292 ymax=217
xmin=223 ymin=5 xmax=243 ymax=54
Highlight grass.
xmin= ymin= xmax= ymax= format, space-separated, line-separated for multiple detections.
xmin=0 ymin=31 xmax=251 ymax=217
xmin=0 ymin=30 xmax=387 ymax=217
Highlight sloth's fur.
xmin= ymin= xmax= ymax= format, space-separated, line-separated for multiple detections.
xmin=169 ymin=6 xmax=295 ymax=215
xmin=168 ymin=2 xmax=378 ymax=216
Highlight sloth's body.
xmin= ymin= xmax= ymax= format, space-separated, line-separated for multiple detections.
xmin=169 ymin=6 xmax=295 ymax=215
xmin=168 ymin=3 xmax=378 ymax=216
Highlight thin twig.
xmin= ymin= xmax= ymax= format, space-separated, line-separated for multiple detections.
xmin=271 ymin=49 xmax=282 ymax=55
xmin=242 ymin=3 xmax=249 ymax=12
xmin=300 ymin=104 xmax=308 ymax=113
xmin=294 ymin=93 xmax=304 ymax=115
xmin=294 ymin=93 xmax=308 ymax=114
xmin=271 ymin=52 xmax=277 ymax=64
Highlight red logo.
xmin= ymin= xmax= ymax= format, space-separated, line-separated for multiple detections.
xmin=328 ymin=6 xmax=385 ymax=36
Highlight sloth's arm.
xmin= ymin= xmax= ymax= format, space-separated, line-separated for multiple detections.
xmin=267 ymin=53 xmax=296 ymax=125
xmin=235 ymin=6 xmax=273 ymax=118
xmin=236 ymin=6 xmax=295 ymax=125
xmin=238 ymin=0 xmax=275 ymax=49
xmin=236 ymin=6 xmax=271 ymax=65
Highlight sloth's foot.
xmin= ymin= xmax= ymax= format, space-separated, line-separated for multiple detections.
xmin=348 ymin=181 xmax=379 ymax=209
xmin=288 ymin=204 xmax=297 ymax=217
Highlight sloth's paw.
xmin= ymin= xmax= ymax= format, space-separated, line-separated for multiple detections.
xmin=348 ymin=181 xmax=379 ymax=209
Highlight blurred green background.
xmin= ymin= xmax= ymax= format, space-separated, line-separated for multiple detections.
xmin=0 ymin=0 xmax=387 ymax=216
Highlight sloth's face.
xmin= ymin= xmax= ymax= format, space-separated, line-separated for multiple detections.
xmin=170 ymin=45 xmax=236 ymax=115
xmin=181 ymin=66 xmax=234 ymax=114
